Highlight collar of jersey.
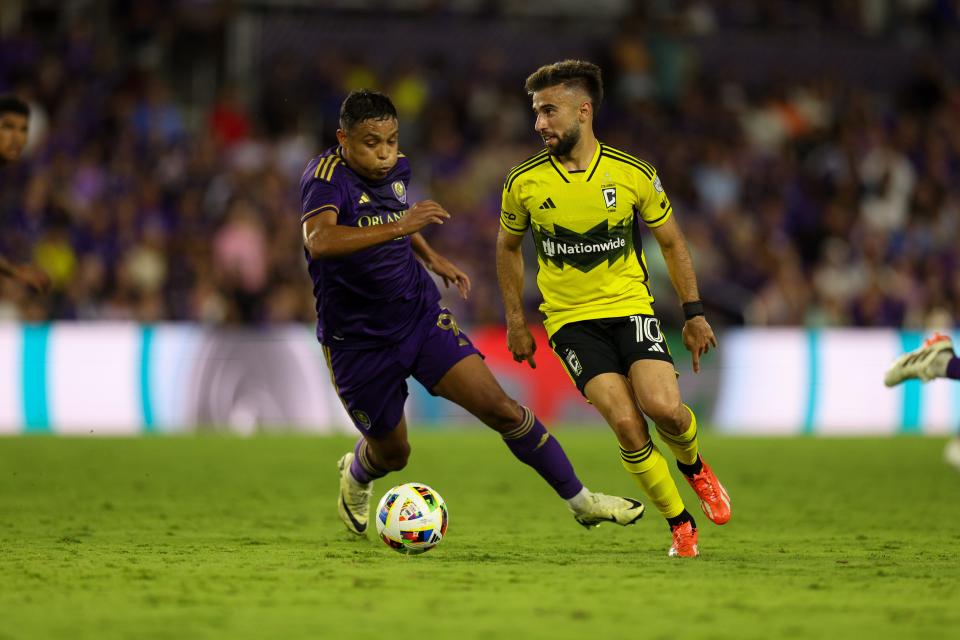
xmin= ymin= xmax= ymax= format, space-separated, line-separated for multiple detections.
xmin=547 ymin=141 xmax=602 ymax=183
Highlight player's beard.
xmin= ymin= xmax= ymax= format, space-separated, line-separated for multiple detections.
xmin=546 ymin=124 xmax=581 ymax=158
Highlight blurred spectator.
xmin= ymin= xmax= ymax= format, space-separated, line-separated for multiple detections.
xmin=0 ymin=1 xmax=959 ymax=330
xmin=208 ymin=86 xmax=251 ymax=148
xmin=212 ymin=198 xmax=268 ymax=323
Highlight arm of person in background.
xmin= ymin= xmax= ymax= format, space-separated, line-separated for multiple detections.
xmin=650 ymin=216 xmax=718 ymax=373
xmin=302 ymin=199 xmax=449 ymax=259
xmin=410 ymin=230 xmax=470 ymax=300
xmin=495 ymin=227 xmax=536 ymax=369
xmin=0 ymin=254 xmax=50 ymax=292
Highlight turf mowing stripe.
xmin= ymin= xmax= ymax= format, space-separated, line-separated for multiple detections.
xmin=899 ymin=332 xmax=924 ymax=434
xmin=140 ymin=325 xmax=155 ymax=432
xmin=802 ymin=330 xmax=819 ymax=434
xmin=21 ymin=324 xmax=50 ymax=433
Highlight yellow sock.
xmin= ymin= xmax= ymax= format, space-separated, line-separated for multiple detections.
xmin=620 ymin=441 xmax=685 ymax=519
xmin=655 ymin=404 xmax=699 ymax=466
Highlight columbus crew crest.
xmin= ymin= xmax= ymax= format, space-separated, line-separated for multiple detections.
xmin=392 ymin=180 xmax=407 ymax=205
xmin=601 ymin=185 xmax=617 ymax=210
xmin=564 ymin=349 xmax=583 ymax=376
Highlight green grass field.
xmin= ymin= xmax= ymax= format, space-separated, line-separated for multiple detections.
xmin=1 ymin=431 xmax=958 ymax=639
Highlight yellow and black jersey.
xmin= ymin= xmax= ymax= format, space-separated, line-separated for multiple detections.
xmin=500 ymin=142 xmax=672 ymax=337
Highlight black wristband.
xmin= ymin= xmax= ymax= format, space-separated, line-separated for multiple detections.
xmin=682 ymin=300 xmax=705 ymax=320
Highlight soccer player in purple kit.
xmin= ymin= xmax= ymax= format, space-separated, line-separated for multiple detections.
xmin=300 ymin=89 xmax=646 ymax=536
xmin=0 ymin=95 xmax=49 ymax=292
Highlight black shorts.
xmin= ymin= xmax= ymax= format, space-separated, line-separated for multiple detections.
xmin=549 ymin=314 xmax=675 ymax=395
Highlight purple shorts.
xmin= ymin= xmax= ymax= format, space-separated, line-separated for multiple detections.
xmin=323 ymin=305 xmax=481 ymax=437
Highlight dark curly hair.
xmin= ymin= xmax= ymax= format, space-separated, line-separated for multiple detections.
xmin=339 ymin=89 xmax=397 ymax=131
xmin=524 ymin=60 xmax=603 ymax=108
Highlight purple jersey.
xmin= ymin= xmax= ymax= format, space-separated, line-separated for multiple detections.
xmin=299 ymin=147 xmax=440 ymax=348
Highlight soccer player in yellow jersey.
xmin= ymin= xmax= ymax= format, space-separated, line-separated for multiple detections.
xmin=496 ymin=60 xmax=730 ymax=557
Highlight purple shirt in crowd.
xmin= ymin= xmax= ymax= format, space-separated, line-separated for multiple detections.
xmin=299 ymin=147 xmax=439 ymax=349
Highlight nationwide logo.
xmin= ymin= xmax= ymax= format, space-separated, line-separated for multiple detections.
xmin=532 ymin=218 xmax=634 ymax=272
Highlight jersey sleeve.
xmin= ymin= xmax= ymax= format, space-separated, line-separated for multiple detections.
xmin=636 ymin=166 xmax=673 ymax=229
xmin=301 ymin=177 xmax=343 ymax=224
xmin=500 ymin=181 xmax=530 ymax=236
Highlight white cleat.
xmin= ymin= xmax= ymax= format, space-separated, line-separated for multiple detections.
xmin=571 ymin=492 xmax=645 ymax=529
xmin=337 ymin=452 xmax=372 ymax=536
xmin=945 ymin=439 xmax=960 ymax=473
xmin=884 ymin=333 xmax=954 ymax=387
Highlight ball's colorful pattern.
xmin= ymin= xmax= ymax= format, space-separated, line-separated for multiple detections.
xmin=375 ymin=483 xmax=448 ymax=555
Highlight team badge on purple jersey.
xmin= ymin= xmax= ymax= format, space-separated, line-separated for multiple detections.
xmin=392 ymin=180 xmax=407 ymax=205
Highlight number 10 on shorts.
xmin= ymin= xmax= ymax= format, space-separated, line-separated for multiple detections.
xmin=630 ymin=315 xmax=665 ymax=353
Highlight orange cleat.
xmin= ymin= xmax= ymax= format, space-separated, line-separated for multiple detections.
xmin=684 ymin=457 xmax=731 ymax=525
xmin=668 ymin=520 xmax=699 ymax=558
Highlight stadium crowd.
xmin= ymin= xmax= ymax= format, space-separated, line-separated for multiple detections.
xmin=1 ymin=1 xmax=959 ymax=328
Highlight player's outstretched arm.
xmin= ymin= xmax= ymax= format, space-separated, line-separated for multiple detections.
xmin=650 ymin=217 xmax=718 ymax=373
xmin=411 ymin=233 xmax=471 ymax=300
xmin=495 ymin=228 xmax=536 ymax=369
xmin=0 ymin=255 xmax=50 ymax=292
xmin=302 ymin=201 xmax=449 ymax=259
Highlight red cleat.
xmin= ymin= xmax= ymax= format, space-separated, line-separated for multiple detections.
xmin=668 ymin=520 xmax=699 ymax=558
xmin=684 ymin=457 xmax=731 ymax=525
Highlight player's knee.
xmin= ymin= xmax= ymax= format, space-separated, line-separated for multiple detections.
xmin=611 ymin=416 xmax=649 ymax=450
xmin=645 ymin=400 xmax=687 ymax=433
xmin=377 ymin=442 xmax=411 ymax=471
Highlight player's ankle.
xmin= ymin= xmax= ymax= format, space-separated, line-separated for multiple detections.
xmin=667 ymin=509 xmax=696 ymax=530
xmin=347 ymin=467 xmax=373 ymax=488
xmin=565 ymin=486 xmax=592 ymax=511
xmin=943 ymin=354 xmax=960 ymax=379
xmin=932 ymin=351 xmax=953 ymax=378
xmin=676 ymin=455 xmax=703 ymax=477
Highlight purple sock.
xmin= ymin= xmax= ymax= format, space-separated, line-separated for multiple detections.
xmin=349 ymin=439 xmax=386 ymax=484
xmin=947 ymin=357 xmax=960 ymax=380
xmin=501 ymin=407 xmax=584 ymax=500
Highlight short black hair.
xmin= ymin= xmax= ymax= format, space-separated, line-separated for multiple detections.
xmin=0 ymin=94 xmax=29 ymax=118
xmin=339 ymin=89 xmax=397 ymax=131
xmin=525 ymin=60 xmax=604 ymax=108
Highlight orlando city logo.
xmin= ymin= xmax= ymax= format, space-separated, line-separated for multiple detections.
xmin=352 ymin=410 xmax=372 ymax=430
xmin=392 ymin=180 xmax=407 ymax=205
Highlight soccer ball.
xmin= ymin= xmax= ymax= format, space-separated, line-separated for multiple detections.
xmin=375 ymin=483 xmax=448 ymax=555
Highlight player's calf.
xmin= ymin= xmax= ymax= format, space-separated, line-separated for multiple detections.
xmin=474 ymin=394 xmax=525 ymax=434
xmin=372 ymin=441 xmax=411 ymax=472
